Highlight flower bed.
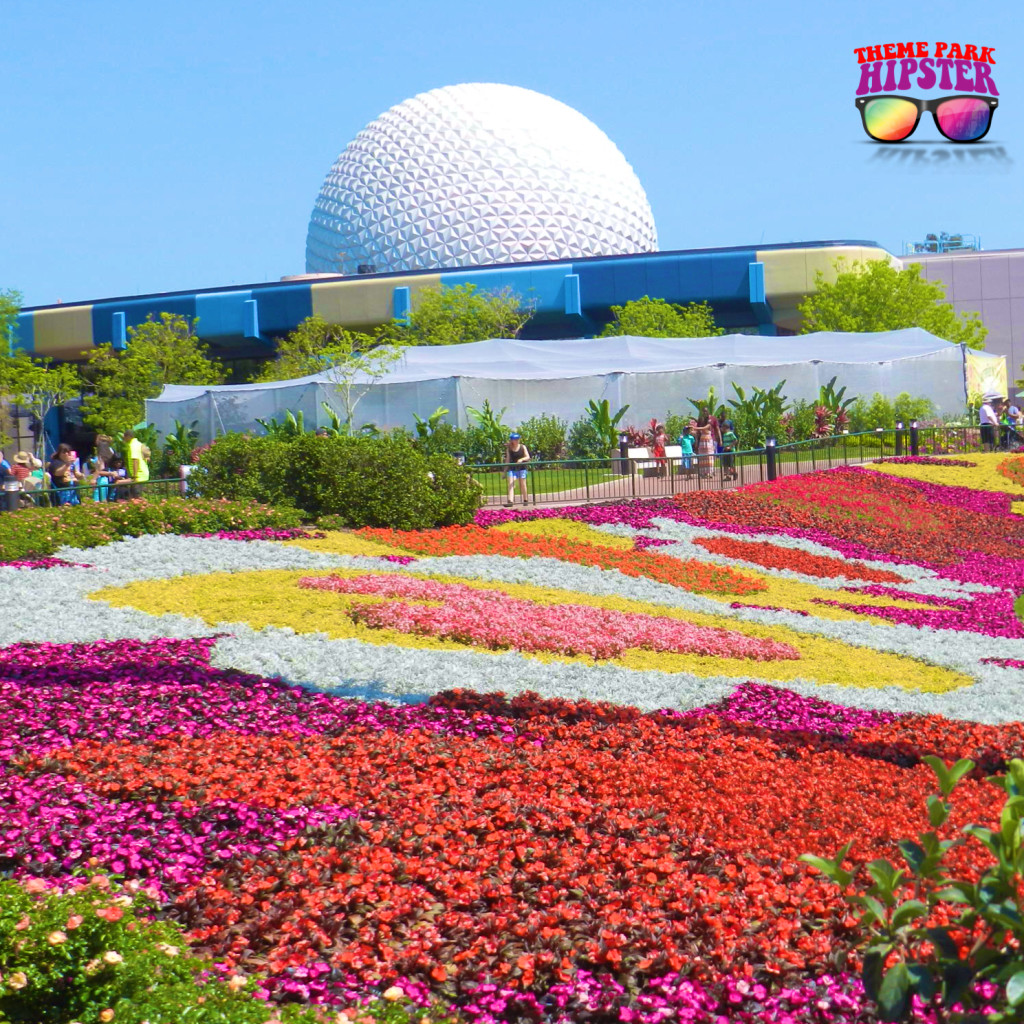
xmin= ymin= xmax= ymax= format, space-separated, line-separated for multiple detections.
xmin=4 ymin=460 xmax=1024 ymax=1020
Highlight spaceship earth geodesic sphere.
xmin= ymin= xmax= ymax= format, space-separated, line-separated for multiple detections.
xmin=305 ymin=83 xmax=658 ymax=275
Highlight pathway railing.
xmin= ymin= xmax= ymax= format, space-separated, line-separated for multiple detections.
xmin=3 ymin=477 xmax=185 ymax=512
xmin=467 ymin=425 xmax=993 ymax=507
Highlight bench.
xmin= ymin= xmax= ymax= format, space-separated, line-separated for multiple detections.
xmin=627 ymin=447 xmax=660 ymax=476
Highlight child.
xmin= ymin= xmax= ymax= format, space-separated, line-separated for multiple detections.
xmin=677 ymin=424 xmax=695 ymax=472
xmin=721 ymin=419 xmax=739 ymax=480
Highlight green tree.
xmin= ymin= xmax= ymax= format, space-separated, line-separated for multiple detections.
xmin=0 ymin=289 xmax=21 ymax=352
xmin=0 ymin=289 xmax=24 ymax=445
xmin=250 ymin=314 xmax=379 ymax=382
xmin=81 ymin=313 xmax=226 ymax=434
xmin=385 ymin=283 xmax=535 ymax=346
xmin=600 ymin=296 xmax=724 ymax=338
xmin=251 ymin=314 xmax=405 ymax=429
xmin=0 ymin=352 xmax=81 ymax=457
xmin=798 ymin=258 xmax=987 ymax=349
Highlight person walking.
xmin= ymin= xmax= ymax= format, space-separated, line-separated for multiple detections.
xmin=504 ymin=433 xmax=531 ymax=506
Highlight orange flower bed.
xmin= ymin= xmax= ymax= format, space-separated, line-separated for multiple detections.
xmin=356 ymin=525 xmax=765 ymax=596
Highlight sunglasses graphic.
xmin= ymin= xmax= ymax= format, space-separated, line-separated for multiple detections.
xmin=856 ymin=94 xmax=999 ymax=143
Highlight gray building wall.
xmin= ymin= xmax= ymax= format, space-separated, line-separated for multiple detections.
xmin=909 ymin=249 xmax=1024 ymax=381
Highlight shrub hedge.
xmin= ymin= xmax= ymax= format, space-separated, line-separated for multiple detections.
xmin=0 ymin=499 xmax=301 ymax=561
xmin=192 ymin=434 xmax=481 ymax=529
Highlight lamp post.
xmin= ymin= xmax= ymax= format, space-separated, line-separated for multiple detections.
xmin=2 ymin=479 xmax=21 ymax=513
xmin=765 ymin=437 xmax=777 ymax=482
xmin=895 ymin=421 xmax=904 ymax=457
xmin=909 ymin=420 xmax=920 ymax=457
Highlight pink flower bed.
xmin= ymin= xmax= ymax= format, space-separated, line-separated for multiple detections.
xmin=299 ymin=574 xmax=800 ymax=661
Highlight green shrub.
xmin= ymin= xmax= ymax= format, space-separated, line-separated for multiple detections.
xmin=803 ymin=757 xmax=1024 ymax=1022
xmin=893 ymin=392 xmax=935 ymax=426
xmin=411 ymin=420 xmax=471 ymax=458
xmin=0 ymin=877 xmax=322 ymax=1024
xmin=0 ymin=499 xmax=301 ymax=561
xmin=664 ymin=412 xmax=692 ymax=440
xmin=783 ymin=399 xmax=817 ymax=443
xmin=566 ymin=416 xmax=608 ymax=461
xmin=516 ymin=413 xmax=567 ymax=461
xmin=192 ymin=434 xmax=479 ymax=528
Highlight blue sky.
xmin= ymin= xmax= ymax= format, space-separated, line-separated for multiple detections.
xmin=1 ymin=0 xmax=1020 ymax=307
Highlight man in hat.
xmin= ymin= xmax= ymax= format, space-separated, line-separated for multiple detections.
xmin=9 ymin=451 xmax=43 ymax=495
xmin=979 ymin=394 xmax=1000 ymax=450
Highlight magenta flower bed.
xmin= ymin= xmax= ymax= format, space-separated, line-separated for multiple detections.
xmin=0 ymin=557 xmax=93 ymax=570
xmin=186 ymin=527 xmax=325 ymax=542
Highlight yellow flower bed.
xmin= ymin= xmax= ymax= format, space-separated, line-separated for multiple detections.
xmin=91 ymin=568 xmax=972 ymax=693
xmin=865 ymin=453 xmax=1024 ymax=497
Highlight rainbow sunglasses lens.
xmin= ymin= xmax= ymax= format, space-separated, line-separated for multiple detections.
xmin=862 ymin=97 xmax=919 ymax=141
xmin=935 ymin=97 xmax=994 ymax=141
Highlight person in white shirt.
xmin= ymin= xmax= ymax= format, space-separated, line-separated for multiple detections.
xmin=979 ymin=395 xmax=1000 ymax=449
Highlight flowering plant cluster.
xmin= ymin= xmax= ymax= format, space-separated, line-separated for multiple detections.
xmin=873 ymin=457 xmax=977 ymax=468
xmin=692 ymin=535 xmax=904 ymax=583
xmin=7 ymin=456 xmax=1024 ymax=1020
xmin=0 ymin=876 xmax=324 ymax=1023
xmin=0 ymin=498 xmax=303 ymax=561
xmin=997 ymin=455 xmax=1024 ymax=487
xmin=357 ymin=524 xmax=765 ymax=595
xmin=187 ymin=528 xmax=326 ymax=542
xmin=4 ymin=636 xmax=1024 ymax=1022
xmin=0 ymin=557 xmax=93 ymax=570
xmin=299 ymin=573 xmax=798 ymax=661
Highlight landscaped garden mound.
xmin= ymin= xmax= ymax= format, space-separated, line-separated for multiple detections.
xmin=4 ymin=452 xmax=1024 ymax=1021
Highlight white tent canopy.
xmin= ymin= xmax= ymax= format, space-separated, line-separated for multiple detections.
xmin=148 ymin=329 xmax=1002 ymax=443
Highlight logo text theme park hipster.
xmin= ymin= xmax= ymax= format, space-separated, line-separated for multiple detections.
xmin=854 ymin=42 xmax=998 ymax=96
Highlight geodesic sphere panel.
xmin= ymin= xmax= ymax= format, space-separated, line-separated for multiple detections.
xmin=305 ymin=83 xmax=658 ymax=275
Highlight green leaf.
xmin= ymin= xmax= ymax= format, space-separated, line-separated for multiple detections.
xmin=890 ymin=900 xmax=928 ymax=930
xmin=877 ymin=963 xmax=912 ymax=1021
xmin=926 ymin=795 xmax=950 ymax=828
xmin=898 ymin=840 xmax=926 ymax=873
xmin=1006 ymin=970 xmax=1024 ymax=1006
xmin=861 ymin=949 xmax=889 ymax=1001
xmin=924 ymin=928 xmax=961 ymax=960
xmin=923 ymin=755 xmax=975 ymax=797
xmin=905 ymin=964 xmax=935 ymax=1002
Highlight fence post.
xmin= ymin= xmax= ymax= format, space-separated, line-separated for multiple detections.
xmin=765 ymin=438 xmax=777 ymax=482
xmin=909 ymin=421 xmax=919 ymax=457
xmin=584 ymin=461 xmax=590 ymax=501
xmin=895 ymin=421 xmax=904 ymax=457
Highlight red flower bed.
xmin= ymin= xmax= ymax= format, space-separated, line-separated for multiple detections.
xmin=27 ymin=700 xmax=1005 ymax=995
xmin=357 ymin=525 xmax=765 ymax=595
xmin=675 ymin=469 xmax=1024 ymax=565
xmin=692 ymin=536 xmax=904 ymax=582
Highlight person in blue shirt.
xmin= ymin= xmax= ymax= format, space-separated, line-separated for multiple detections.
xmin=676 ymin=424 xmax=695 ymax=471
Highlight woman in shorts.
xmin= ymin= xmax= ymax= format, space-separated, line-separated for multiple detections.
xmin=505 ymin=433 xmax=531 ymax=506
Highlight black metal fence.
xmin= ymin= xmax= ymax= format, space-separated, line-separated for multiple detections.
xmin=0 ymin=425 xmax=1001 ymax=513
xmin=2 ymin=477 xmax=185 ymax=512
xmin=467 ymin=425 xmax=993 ymax=507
